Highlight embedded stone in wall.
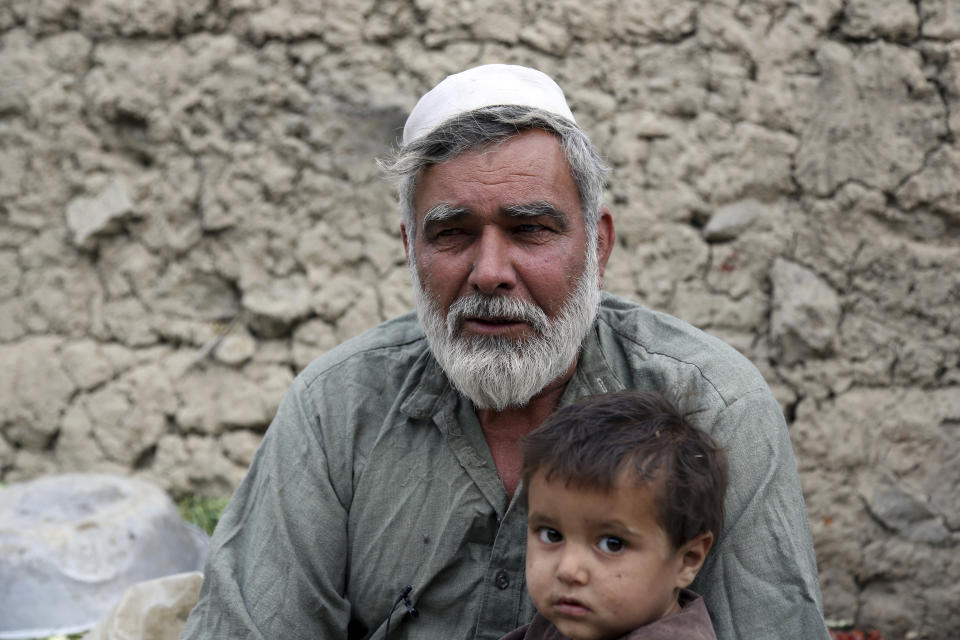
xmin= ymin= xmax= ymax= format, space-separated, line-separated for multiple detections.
xmin=221 ymin=430 xmax=262 ymax=469
xmin=313 ymin=272 xmax=362 ymax=322
xmin=55 ymin=401 xmax=115 ymax=473
xmin=769 ymin=258 xmax=841 ymax=365
xmin=60 ymin=339 xmax=118 ymax=391
xmin=702 ymin=199 xmax=763 ymax=242
xmin=470 ymin=12 xmax=521 ymax=44
xmin=146 ymin=434 xmax=246 ymax=497
xmin=613 ymin=0 xmax=697 ymax=43
xmin=0 ymin=249 xmax=20 ymax=299
xmin=102 ymin=297 xmax=158 ymax=348
xmin=364 ymin=227 xmax=404 ymax=276
xmin=895 ymin=145 xmax=960 ymax=219
xmin=77 ymin=0 xmax=180 ymax=37
xmin=0 ymin=337 xmax=75 ymax=450
xmin=242 ymin=275 xmax=312 ymax=338
xmin=213 ymin=327 xmax=256 ymax=366
xmin=66 ymin=178 xmax=138 ymax=249
xmin=920 ymin=0 xmax=960 ymax=38
xmin=862 ymin=478 xmax=952 ymax=545
xmin=173 ymin=362 xmax=291 ymax=436
xmin=152 ymin=267 xmax=240 ymax=323
xmin=795 ymin=42 xmax=946 ymax=197
xmin=292 ymin=318 xmax=340 ymax=371
xmin=696 ymin=122 xmax=798 ymax=203
xmin=707 ymin=226 xmax=793 ymax=302
xmin=519 ymin=18 xmax=571 ymax=56
xmin=81 ymin=376 xmax=172 ymax=467
xmin=841 ymin=0 xmax=919 ymax=41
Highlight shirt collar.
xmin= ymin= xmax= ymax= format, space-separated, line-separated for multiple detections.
xmin=557 ymin=321 xmax=627 ymax=407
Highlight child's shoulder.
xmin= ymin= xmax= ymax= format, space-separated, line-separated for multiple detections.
xmin=496 ymin=623 xmax=531 ymax=640
xmin=496 ymin=613 xmax=568 ymax=640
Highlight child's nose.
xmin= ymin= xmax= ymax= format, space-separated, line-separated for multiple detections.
xmin=555 ymin=546 xmax=590 ymax=585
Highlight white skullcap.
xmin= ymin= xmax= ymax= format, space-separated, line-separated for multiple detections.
xmin=401 ymin=63 xmax=576 ymax=146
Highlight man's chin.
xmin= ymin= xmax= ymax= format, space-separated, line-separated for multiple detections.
xmin=457 ymin=333 xmax=533 ymax=355
xmin=440 ymin=343 xmax=575 ymax=411
xmin=459 ymin=386 xmax=540 ymax=412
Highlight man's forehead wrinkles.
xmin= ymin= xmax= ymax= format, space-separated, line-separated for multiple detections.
xmin=465 ymin=153 xmax=543 ymax=180
xmin=473 ymin=167 xmax=540 ymax=183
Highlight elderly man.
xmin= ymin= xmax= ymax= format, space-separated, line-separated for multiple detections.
xmin=181 ymin=65 xmax=829 ymax=640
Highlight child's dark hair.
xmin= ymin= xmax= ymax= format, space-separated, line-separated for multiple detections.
xmin=520 ymin=391 xmax=728 ymax=550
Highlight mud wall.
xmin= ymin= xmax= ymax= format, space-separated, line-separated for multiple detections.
xmin=1 ymin=1 xmax=958 ymax=637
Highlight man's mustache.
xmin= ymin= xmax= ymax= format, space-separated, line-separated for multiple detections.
xmin=445 ymin=294 xmax=550 ymax=335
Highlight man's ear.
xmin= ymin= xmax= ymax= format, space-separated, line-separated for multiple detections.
xmin=675 ymin=531 xmax=713 ymax=589
xmin=595 ymin=207 xmax=614 ymax=284
xmin=401 ymin=222 xmax=411 ymax=261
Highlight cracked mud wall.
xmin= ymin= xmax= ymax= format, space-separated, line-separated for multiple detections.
xmin=1 ymin=1 xmax=958 ymax=637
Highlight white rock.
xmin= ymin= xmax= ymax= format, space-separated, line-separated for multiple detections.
xmin=0 ymin=474 xmax=207 ymax=638
xmin=702 ymin=199 xmax=764 ymax=242
xmin=83 ymin=572 xmax=203 ymax=640
xmin=66 ymin=179 xmax=137 ymax=249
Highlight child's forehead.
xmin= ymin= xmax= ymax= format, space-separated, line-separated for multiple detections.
xmin=527 ymin=470 xmax=669 ymax=536
xmin=529 ymin=466 xmax=665 ymax=505
xmin=531 ymin=460 xmax=664 ymax=493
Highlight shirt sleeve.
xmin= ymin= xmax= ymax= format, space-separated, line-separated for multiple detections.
xmin=691 ymin=388 xmax=831 ymax=640
xmin=180 ymin=374 xmax=352 ymax=639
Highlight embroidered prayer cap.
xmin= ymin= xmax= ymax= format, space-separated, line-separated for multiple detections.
xmin=401 ymin=63 xmax=577 ymax=146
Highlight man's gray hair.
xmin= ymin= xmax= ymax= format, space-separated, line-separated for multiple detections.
xmin=379 ymin=105 xmax=609 ymax=246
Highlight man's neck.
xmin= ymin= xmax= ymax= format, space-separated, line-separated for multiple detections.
xmin=475 ymin=359 xmax=577 ymax=497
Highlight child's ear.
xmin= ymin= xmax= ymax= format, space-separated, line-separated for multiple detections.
xmin=674 ymin=532 xmax=714 ymax=589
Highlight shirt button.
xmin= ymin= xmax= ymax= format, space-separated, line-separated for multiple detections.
xmin=494 ymin=570 xmax=509 ymax=590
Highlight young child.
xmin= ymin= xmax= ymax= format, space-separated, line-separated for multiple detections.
xmin=501 ymin=391 xmax=729 ymax=640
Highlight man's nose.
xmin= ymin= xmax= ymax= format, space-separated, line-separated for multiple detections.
xmin=555 ymin=546 xmax=590 ymax=585
xmin=467 ymin=227 xmax=516 ymax=294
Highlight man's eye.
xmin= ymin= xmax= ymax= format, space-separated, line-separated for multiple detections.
xmin=597 ymin=536 xmax=624 ymax=553
xmin=516 ymin=224 xmax=545 ymax=233
xmin=538 ymin=527 xmax=562 ymax=544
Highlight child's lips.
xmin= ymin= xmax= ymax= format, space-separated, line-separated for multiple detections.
xmin=553 ymin=597 xmax=591 ymax=617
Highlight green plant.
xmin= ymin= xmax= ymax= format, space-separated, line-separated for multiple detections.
xmin=177 ymin=495 xmax=230 ymax=536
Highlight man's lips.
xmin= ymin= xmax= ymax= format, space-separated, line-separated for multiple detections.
xmin=461 ymin=316 xmax=529 ymax=335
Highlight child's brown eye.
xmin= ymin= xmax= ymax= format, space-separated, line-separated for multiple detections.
xmin=598 ymin=536 xmax=624 ymax=553
xmin=538 ymin=527 xmax=563 ymax=544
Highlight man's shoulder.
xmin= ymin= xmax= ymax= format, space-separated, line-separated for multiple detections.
xmin=596 ymin=293 xmax=771 ymax=406
xmin=297 ymin=310 xmax=428 ymax=386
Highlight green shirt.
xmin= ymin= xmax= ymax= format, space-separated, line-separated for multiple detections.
xmin=181 ymin=293 xmax=829 ymax=640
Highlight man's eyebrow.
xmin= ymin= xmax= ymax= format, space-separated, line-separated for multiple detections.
xmin=502 ymin=201 xmax=570 ymax=230
xmin=421 ymin=203 xmax=470 ymax=229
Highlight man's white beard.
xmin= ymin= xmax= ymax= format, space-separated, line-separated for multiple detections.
xmin=411 ymin=248 xmax=601 ymax=411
